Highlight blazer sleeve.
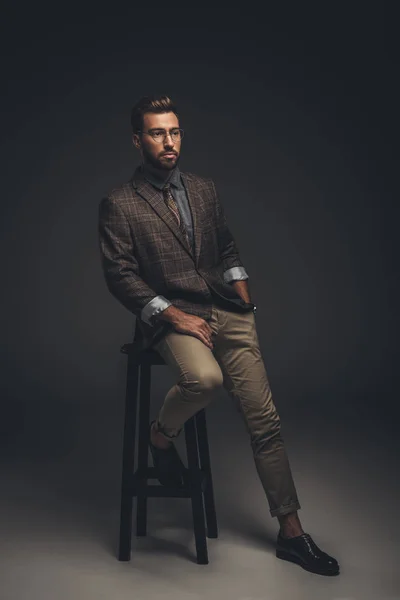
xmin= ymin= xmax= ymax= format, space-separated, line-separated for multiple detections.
xmin=98 ymin=196 xmax=161 ymax=319
xmin=211 ymin=180 xmax=248 ymax=274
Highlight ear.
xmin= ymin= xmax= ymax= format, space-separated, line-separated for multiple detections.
xmin=132 ymin=133 xmax=141 ymax=149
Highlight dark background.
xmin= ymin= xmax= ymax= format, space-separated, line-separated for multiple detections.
xmin=0 ymin=4 xmax=398 ymax=580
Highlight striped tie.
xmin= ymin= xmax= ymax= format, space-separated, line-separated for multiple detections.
xmin=162 ymin=183 xmax=190 ymax=249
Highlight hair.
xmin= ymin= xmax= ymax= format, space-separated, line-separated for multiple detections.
xmin=130 ymin=95 xmax=179 ymax=134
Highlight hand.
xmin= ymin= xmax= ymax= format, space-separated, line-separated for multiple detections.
xmin=171 ymin=313 xmax=215 ymax=350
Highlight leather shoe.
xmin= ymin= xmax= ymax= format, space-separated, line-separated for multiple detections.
xmin=276 ymin=530 xmax=340 ymax=576
xmin=148 ymin=420 xmax=186 ymax=487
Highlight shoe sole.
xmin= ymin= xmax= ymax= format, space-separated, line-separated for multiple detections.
xmin=276 ymin=549 xmax=340 ymax=576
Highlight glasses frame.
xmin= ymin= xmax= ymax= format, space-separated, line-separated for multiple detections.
xmin=137 ymin=128 xmax=185 ymax=143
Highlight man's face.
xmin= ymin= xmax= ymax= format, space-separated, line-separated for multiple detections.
xmin=133 ymin=111 xmax=181 ymax=170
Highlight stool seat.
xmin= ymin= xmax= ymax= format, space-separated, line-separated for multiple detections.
xmin=118 ymin=323 xmax=218 ymax=565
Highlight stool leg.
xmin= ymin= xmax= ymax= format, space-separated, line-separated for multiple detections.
xmin=118 ymin=353 xmax=139 ymax=561
xmin=184 ymin=416 xmax=209 ymax=565
xmin=195 ymin=410 xmax=218 ymax=539
xmin=136 ymin=363 xmax=151 ymax=536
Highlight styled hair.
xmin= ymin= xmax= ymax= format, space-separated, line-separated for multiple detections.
xmin=130 ymin=95 xmax=179 ymax=134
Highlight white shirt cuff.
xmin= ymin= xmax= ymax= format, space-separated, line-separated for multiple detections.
xmin=141 ymin=296 xmax=172 ymax=326
xmin=223 ymin=266 xmax=249 ymax=283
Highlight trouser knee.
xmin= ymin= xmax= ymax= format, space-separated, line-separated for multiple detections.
xmin=183 ymin=369 xmax=224 ymax=395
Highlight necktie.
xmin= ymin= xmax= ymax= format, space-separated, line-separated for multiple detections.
xmin=162 ymin=183 xmax=191 ymax=249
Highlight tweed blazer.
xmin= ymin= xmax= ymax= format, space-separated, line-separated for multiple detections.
xmin=98 ymin=165 xmax=255 ymax=349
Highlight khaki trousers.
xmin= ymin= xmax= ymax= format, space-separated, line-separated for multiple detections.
xmin=152 ymin=304 xmax=301 ymax=518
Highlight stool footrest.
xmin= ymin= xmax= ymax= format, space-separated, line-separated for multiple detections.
xmin=130 ymin=466 xmax=208 ymax=497
xmin=134 ymin=485 xmax=191 ymax=498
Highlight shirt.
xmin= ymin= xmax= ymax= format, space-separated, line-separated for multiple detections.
xmin=140 ymin=163 xmax=249 ymax=326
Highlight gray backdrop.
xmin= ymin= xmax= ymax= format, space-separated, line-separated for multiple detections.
xmin=0 ymin=7 xmax=398 ymax=599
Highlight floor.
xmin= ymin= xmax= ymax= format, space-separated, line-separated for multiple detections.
xmin=1 ymin=405 xmax=399 ymax=600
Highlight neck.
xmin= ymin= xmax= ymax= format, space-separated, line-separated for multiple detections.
xmin=142 ymin=161 xmax=176 ymax=183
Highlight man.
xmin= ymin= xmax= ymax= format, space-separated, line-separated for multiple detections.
xmin=98 ymin=95 xmax=339 ymax=576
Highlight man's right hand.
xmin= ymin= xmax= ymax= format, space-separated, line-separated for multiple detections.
xmin=155 ymin=306 xmax=214 ymax=350
xmin=173 ymin=313 xmax=215 ymax=350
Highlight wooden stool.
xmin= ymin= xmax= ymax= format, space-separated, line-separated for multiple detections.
xmin=118 ymin=322 xmax=218 ymax=565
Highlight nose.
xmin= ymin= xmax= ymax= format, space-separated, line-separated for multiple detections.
xmin=163 ymin=132 xmax=175 ymax=146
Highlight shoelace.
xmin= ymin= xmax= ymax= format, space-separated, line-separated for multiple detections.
xmin=300 ymin=533 xmax=320 ymax=558
xmin=282 ymin=532 xmax=320 ymax=559
xmin=280 ymin=532 xmax=337 ymax=567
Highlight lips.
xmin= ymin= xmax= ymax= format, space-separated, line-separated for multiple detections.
xmin=162 ymin=153 xmax=176 ymax=158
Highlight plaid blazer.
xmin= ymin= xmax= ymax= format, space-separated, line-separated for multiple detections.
xmin=98 ymin=165 xmax=254 ymax=349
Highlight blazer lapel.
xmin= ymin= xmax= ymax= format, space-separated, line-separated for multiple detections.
xmin=180 ymin=172 xmax=203 ymax=265
xmin=130 ymin=166 xmax=203 ymax=265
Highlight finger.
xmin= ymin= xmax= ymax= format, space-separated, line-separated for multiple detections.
xmin=201 ymin=319 xmax=213 ymax=337
xmin=203 ymin=322 xmax=214 ymax=337
xmin=197 ymin=331 xmax=213 ymax=349
xmin=201 ymin=327 xmax=213 ymax=345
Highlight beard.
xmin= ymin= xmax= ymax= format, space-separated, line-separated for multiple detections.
xmin=142 ymin=145 xmax=181 ymax=171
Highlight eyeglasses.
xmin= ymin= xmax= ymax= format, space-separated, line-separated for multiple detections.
xmin=138 ymin=128 xmax=184 ymax=143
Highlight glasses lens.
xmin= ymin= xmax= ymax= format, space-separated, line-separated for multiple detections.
xmin=152 ymin=132 xmax=164 ymax=143
xmin=171 ymin=129 xmax=183 ymax=142
xmin=150 ymin=129 xmax=184 ymax=143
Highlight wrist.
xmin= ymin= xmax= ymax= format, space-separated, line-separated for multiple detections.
xmin=152 ymin=304 xmax=183 ymax=325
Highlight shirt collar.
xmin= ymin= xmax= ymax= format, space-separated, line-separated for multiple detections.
xmin=142 ymin=162 xmax=182 ymax=191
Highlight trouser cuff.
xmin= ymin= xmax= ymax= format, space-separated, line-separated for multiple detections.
xmin=270 ymin=501 xmax=301 ymax=518
xmin=154 ymin=420 xmax=183 ymax=441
